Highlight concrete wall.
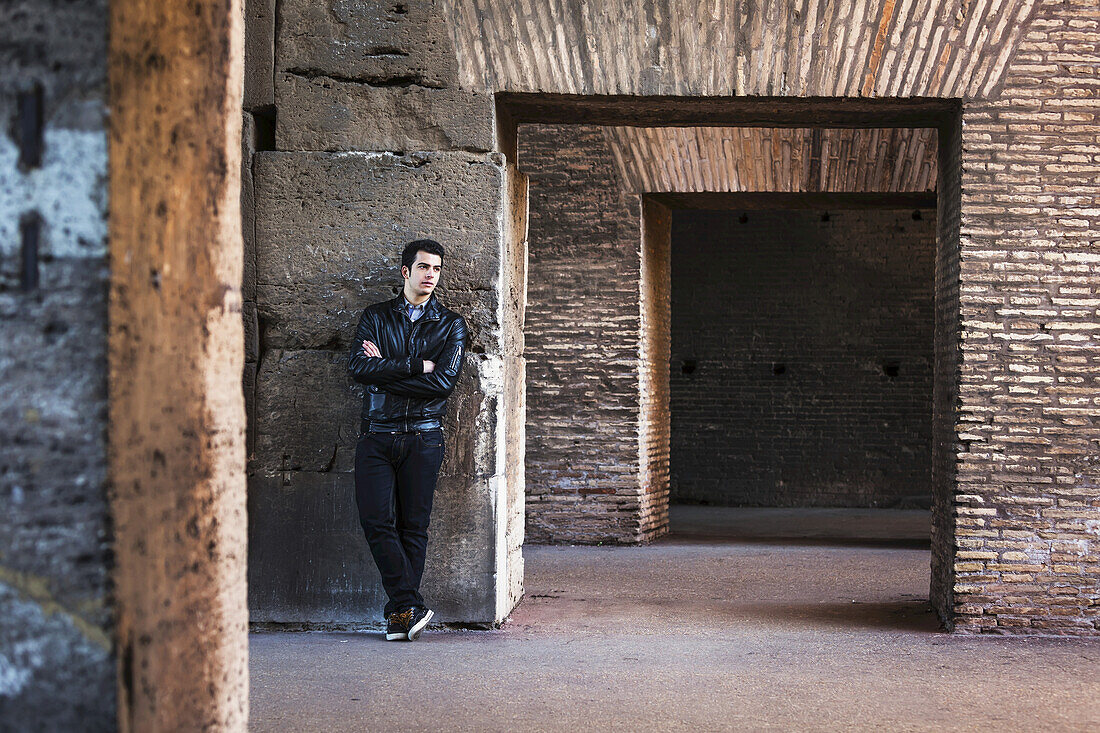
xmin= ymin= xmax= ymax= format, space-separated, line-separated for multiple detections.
xmin=0 ymin=1 xmax=114 ymax=727
xmin=669 ymin=207 xmax=936 ymax=508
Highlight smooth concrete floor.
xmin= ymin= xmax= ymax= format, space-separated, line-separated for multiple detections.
xmin=250 ymin=507 xmax=1100 ymax=732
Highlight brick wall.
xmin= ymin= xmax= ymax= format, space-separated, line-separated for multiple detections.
xmin=949 ymin=0 xmax=1100 ymax=634
xmin=931 ymin=114 xmax=963 ymax=625
xmin=522 ymin=124 xmax=656 ymax=543
xmin=640 ymin=199 xmax=672 ymax=537
xmin=669 ymin=207 xmax=936 ymax=507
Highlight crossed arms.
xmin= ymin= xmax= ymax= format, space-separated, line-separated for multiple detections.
xmin=346 ymin=311 xmax=469 ymax=399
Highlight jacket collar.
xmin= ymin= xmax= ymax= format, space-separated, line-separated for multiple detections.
xmin=392 ymin=292 xmax=442 ymax=320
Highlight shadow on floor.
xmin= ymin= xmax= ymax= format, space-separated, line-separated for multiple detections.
xmin=727 ymin=600 xmax=941 ymax=633
xmin=662 ymin=534 xmax=931 ymax=549
xmin=663 ymin=504 xmax=932 ymax=549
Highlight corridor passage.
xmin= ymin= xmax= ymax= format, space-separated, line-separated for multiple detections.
xmin=251 ymin=508 xmax=1100 ymax=732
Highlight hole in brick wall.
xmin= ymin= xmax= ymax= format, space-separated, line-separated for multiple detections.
xmin=738 ymin=213 xmax=748 ymax=224
xmin=772 ymin=362 xmax=786 ymax=375
xmin=912 ymin=210 xmax=922 ymax=220
xmin=15 ymin=83 xmax=44 ymax=171
xmin=820 ymin=211 xmax=830 ymax=222
xmin=19 ymin=211 xmax=41 ymax=292
xmin=882 ymin=361 xmax=900 ymax=378
xmin=681 ymin=359 xmax=696 ymax=374
xmin=253 ymin=106 xmax=276 ymax=151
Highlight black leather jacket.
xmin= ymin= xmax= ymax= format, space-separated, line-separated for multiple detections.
xmin=347 ymin=294 xmax=469 ymax=432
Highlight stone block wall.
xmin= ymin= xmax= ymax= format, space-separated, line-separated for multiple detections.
xmin=669 ymin=207 xmax=936 ymax=507
xmin=249 ymin=150 xmax=507 ymax=623
xmin=0 ymin=0 xmax=114 ymax=726
xmin=246 ymin=0 xmax=522 ymax=624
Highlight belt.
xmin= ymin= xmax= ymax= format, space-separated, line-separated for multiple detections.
xmin=362 ymin=417 xmax=443 ymax=433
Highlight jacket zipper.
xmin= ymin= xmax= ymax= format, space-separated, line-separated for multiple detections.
xmin=405 ymin=313 xmax=428 ymax=432
xmin=405 ymin=315 xmax=414 ymax=432
xmin=402 ymin=306 xmax=437 ymax=431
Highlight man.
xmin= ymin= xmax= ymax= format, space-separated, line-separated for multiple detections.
xmin=347 ymin=239 xmax=469 ymax=641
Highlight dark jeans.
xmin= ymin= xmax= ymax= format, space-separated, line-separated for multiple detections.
xmin=354 ymin=427 xmax=445 ymax=618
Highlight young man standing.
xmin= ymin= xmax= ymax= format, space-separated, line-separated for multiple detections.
xmin=347 ymin=239 xmax=469 ymax=641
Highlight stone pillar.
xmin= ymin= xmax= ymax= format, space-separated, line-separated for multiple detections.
xmin=248 ymin=0 xmax=523 ymax=626
xmin=108 ymin=0 xmax=248 ymax=728
xmin=249 ymin=150 xmax=517 ymax=623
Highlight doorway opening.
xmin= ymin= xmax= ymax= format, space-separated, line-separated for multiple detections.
xmin=503 ymin=94 xmax=962 ymax=628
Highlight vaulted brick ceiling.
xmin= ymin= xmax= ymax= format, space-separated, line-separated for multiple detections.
xmin=446 ymin=0 xmax=1040 ymax=99
xmin=601 ymin=126 xmax=938 ymax=193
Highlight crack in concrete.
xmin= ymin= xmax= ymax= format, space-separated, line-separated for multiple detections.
xmin=284 ymin=68 xmax=444 ymax=90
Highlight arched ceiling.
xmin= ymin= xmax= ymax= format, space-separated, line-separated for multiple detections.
xmin=600 ymin=126 xmax=938 ymax=193
xmin=446 ymin=0 xmax=1040 ymax=98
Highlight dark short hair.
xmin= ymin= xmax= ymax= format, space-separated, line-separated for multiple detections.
xmin=402 ymin=239 xmax=445 ymax=272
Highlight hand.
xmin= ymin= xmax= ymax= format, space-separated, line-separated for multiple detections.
xmin=423 ymin=360 xmax=435 ymax=373
xmin=362 ymin=340 xmax=381 ymax=358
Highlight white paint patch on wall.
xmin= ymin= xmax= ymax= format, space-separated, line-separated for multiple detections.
xmin=0 ymin=125 xmax=107 ymax=259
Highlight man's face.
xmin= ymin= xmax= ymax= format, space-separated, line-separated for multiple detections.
xmin=402 ymin=250 xmax=442 ymax=298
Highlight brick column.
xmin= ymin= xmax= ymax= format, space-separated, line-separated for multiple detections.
xmin=951 ymin=0 xmax=1100 ymax=634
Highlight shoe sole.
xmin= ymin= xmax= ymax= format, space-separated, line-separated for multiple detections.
xmin=407 ymin=609 xmax=434 ymax=641
xmin=385 ymin=631 xmax=408 ymax=641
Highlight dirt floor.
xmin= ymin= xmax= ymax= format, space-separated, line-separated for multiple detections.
xmin=250 ymin=507 xmax=1100 ymax=732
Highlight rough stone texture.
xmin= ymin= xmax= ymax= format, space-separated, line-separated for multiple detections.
xmin=253 ymin=151 xmax=505 ymax=352
xmin=669 ymin=207 xmax=936 ymax=508
xmin=275 ymin=72 xmax=494 ymax=152
xmin=108 ymin=0 xmax=248 ymax=729
xmin=0 ymin=0 xmax=113 ymax=728
xmin=244 ymin=0 xmax=274 ymax=110
xmin=277 ymin=0 xmax=459 ymax=88
xmin=0 ymin=262 xmax=113 ymax=730
xmin=499 ymin=162 xmax=529 ymax=615
xmin=249 ymin=149 xmax=515 ymax=623
xmin=521 ymin=124 xmax=651 ymax=544
xmin=242 ymin=111 xmax=257 ymax=302
xmin=947 ymin=0 xmax=1100 ymax=635
xmin=253 ymin=349 xmax=361 ymax=475
xmin=248 ymin=408 xmax=498 ymax=624
xmin=242 ymin=111 xmax=258 ymax=460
